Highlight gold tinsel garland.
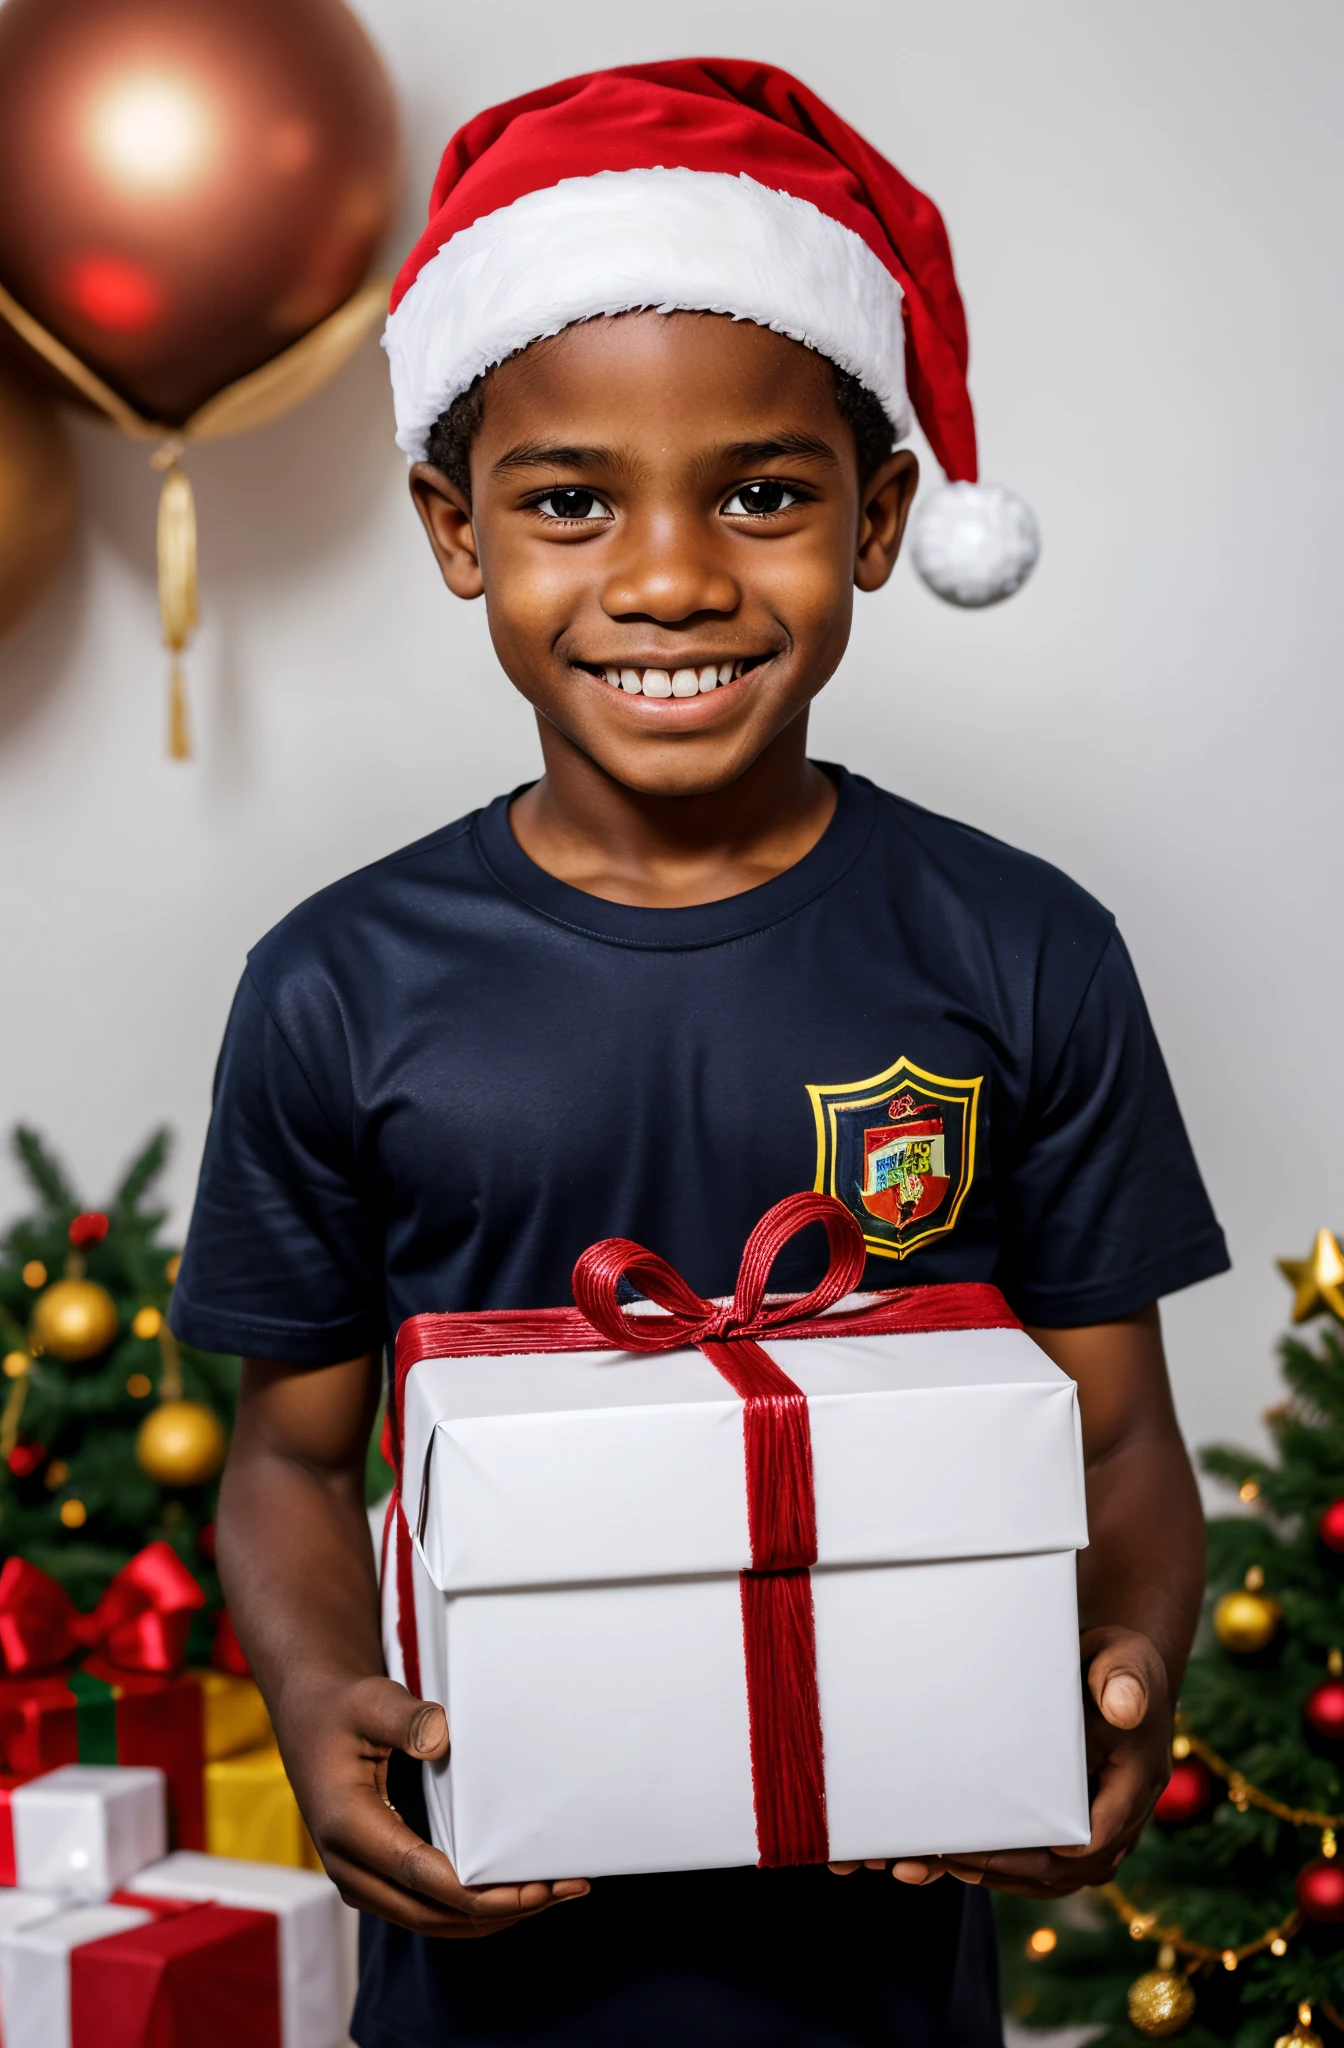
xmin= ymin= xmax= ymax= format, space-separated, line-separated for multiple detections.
xmin=1096 ymin=1720 xmax=1342 ymax=2033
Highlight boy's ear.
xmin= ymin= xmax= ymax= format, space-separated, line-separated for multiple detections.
xmin=854 ymin=450 xmax=920 ymax=594
xmin=410 ymin=465 xmax=484 ymax=600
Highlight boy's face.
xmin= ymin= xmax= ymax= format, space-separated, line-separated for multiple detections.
xmin=412 ymin=313 xmax=918 ymax=798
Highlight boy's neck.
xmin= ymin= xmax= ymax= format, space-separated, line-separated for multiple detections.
xmin=508 ymin=715 xmax=838 ymax=909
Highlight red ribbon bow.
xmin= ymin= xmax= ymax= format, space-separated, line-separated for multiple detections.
xmin=0 ymin=1542 xmax=206 ymax=1678
xmin=391 ymin=1192 xmax=1018 ymax=1870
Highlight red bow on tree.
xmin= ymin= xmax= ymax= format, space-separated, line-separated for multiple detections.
xmin=0 ymin=1542 xmax=205 ymax=1677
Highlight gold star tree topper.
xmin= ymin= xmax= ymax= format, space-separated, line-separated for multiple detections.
xmin=1277 ymin=1228 xmax=1344 ymax=1323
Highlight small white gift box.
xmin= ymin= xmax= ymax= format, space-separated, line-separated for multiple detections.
xmin=10 ymin=1766 xmax=165 ymax=1897
xmin=385 ymin=1197 xmax=1091 ymax=1885
xmin=125 ymin=1852 xmax=347 ymax=2048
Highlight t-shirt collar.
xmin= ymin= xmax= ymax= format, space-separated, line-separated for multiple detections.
xmin=473 ymin=763 xmax=874 ymax=950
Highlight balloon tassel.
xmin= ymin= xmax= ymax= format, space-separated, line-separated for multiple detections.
xmin=168 ymin=659 xmax=191 ymax=761
xmin=154 ymin=446 xmax=197 ymax=761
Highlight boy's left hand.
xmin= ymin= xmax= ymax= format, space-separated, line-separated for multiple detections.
xmin=829 ymin=1625 xmax=1171 ymax=1896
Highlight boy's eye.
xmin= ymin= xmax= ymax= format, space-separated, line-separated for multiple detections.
xmin=722 ymin=480 xmax=801 ymax=517
xmin=534 ymin=489 xmax=611 ymax=521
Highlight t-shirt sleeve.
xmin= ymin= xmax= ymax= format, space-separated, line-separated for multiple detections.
xmin=998 ymin=930 xmax=1229 ymax=1325
xmin=169 ymin=968 xmax=385 ymax=1365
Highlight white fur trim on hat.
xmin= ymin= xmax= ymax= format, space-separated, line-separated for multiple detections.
xmin=909 ymin=481 xmax=1040 ymax=608
xmin=383 ymin=167 xmax=910 ymax=461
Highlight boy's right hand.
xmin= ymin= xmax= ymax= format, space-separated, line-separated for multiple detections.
xmin=284 ymin=1674 xmax=591 ymax=1937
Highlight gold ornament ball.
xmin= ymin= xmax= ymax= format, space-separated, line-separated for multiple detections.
xmin=135 ymin=1400 xmax=226 ymax=1487
xmin=1126 ymin=1971 xmax=1196 ymax=2038
xmin=1213 ymin=1589 xmax=1280 ymax=1654
xmin=1275 ymin=2033 xmax=1323 ymax=2048
xmin=31 ymin=1278 xmax=119 ymax=1361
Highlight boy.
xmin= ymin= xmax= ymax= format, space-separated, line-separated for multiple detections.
xmin=171 ymin=60 xmax=1228 ymax=2048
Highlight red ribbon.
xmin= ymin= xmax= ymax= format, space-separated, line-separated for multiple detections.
xmin=391 ymin=1192 xmax=1020 ymax=1869
xmin=0 ymin=1542 xmax=205 ymax=1678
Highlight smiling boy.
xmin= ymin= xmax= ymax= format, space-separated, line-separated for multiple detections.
xmin=171 ymin=60 xmax=1229 ymax=2048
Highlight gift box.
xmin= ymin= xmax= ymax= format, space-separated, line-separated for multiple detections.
xmin=2 ymin=1765 xmax=165 ymax=1897
xmin=0 ymin=1891 xmax=282 ymax=2048
xmin=387 ymin=1194 xmax=1092 ymax=1883
xmin=203 ymin=1744 xmax=321 ymax=1871
xmin=126 ymin=1852 xmax=347 ymax=2048
xmin=0 ymin=1550 xmax=272 ymax=1864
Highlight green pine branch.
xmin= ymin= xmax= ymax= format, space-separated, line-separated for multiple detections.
xmin=12 ymin=1126 xmax=77 ymax=1218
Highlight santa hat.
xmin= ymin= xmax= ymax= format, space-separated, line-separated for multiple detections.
xmin=384 ymin=59 xmax=1038 ymax=608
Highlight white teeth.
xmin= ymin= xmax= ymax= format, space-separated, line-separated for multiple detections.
xmin=641 ymin=669 xmax=672 ymax=697
xmin=620 ymin=669 xmax=642 ymax=694
xmin=671 ymin=668 xmax=699 ymax=697
xmin=698 ymin=665 xmax=719 ymax=692
xmin=604 ymin=667 xmax=620 ymax=687
xmin=718 ymin=661 xmax=734 ymax=684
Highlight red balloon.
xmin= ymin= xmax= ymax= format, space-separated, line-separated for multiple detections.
xmin=1303 ymin=1680 xmax=1344 ymax=1741
xmin=0 ymin=0 xmax=399 ymax=423
xmin=1319 ymin=1496 xmax=1344 ymax=1554
xmin=1295 ymin=1857 xmax=1344 ymax=1923
xmin=1153 ymin=1758 xmax=1214 ymax=1825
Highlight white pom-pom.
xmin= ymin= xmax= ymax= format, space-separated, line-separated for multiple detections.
xmin=909 ymin=481 xmax=1040 ymax=608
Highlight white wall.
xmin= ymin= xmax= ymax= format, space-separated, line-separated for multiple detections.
xmin=1 ymin=0 xmax=1340 ymax=1478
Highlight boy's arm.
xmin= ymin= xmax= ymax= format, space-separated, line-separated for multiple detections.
xmin=217 ymin=1354 xmax=589 ymax=1934
xmin=900 ymin=1304 xmax=1204 ymax=1896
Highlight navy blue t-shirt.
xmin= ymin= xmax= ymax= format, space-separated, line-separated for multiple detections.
xmin=173 ymin=766 xmax=1228 ymax=2048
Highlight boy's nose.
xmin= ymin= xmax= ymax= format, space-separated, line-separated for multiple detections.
xmin=599 ymin=515 xmax=739 ymax=623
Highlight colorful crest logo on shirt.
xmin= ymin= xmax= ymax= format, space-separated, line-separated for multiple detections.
xmin=806 ymin=1057 xmax=982 ymax=1260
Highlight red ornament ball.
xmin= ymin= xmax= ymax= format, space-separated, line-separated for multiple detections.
xmin=1303 ymin=1680 xmax=1344 ymax=1741
xmin=67 ymin=1211 xmax=109 ymax=1249
xmin=1153 ymin=1758 xmax=1214 ymax=1824
xmin=6 ymin=1442 xmax=45 ymax=1477
xmin=1319 ymin=1495 xmax=1344 ymax=1554
xmin=1295 ymin=1856 xmax=1344 ymax=1923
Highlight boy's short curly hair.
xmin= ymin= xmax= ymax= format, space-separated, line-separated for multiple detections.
xmin=423 ymin=342 xmax=895 ymax=498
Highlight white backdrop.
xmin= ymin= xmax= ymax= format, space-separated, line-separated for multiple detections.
xmin=1 ymin=0 xmax=1340 ymax=1475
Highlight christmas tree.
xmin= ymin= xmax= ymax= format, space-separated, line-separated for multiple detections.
xmin=1001 ymin=1233 xmax=1344 ymax=2047
xmin=0 ymin=1127 xmax=238 ymax=1638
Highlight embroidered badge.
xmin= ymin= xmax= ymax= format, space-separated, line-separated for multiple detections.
xmin=806 ymin=1057 xmax=982 ymax=1261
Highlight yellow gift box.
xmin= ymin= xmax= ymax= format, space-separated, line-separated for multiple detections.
xmin=204 ymin=1740 xmax=323 ymax=1870
xmin=192 ymin=1669 xmax=272 ymax=1762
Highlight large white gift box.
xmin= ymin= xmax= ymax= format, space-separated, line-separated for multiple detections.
xmin=385 ymin=1196 xmax=1091 ymax=1885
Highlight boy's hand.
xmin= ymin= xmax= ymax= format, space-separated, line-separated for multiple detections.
xmin=285 ymin=1673 xmax=591 ymax=1936
xmin=830 ymin=1626 xmax=1170 ymax=1896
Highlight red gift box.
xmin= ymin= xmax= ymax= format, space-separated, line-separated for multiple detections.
xmin=0 ymin=1546 xmax=209 ymax=1860
xmin=73 ymin=1894 xmax=281 ymax=2048
xmin=0 ymin=1668 xmax=204 ymax=1855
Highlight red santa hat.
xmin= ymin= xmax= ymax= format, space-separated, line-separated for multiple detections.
xmin=384 ymin=59 xmax=1038 ymax=607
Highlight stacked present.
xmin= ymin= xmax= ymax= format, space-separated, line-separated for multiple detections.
xmin=0 ymin=1542 xmax=319 ymax=1870
xmin=0 ymin=1777 xmax=346 ymax=2046
xmin=0 ymin=1545 xmax=347 ymax=2040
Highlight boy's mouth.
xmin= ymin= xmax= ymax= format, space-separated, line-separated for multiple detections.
xmin=573 ymin=657 xmax=769 ymax=699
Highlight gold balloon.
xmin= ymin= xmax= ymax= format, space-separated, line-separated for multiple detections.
xmin=1213 ymin=1589 xmax=1280 ymax=1654
xmin=31 ymin=1277 xmax=119 ymax=1361
xmin=1126 ymin=1970 xmax=1196 ymax=2038
xmin=0 ymin=350 xmax=76 ymax=642
xmin=135 ymin=1398 xmax=226 ymax=1487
